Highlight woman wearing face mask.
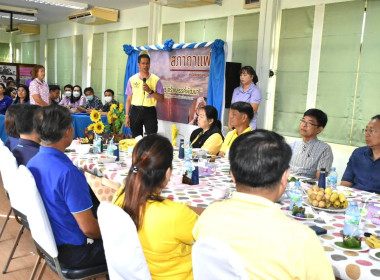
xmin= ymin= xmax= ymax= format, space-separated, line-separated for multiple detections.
xmin=100 ymin=89 xmax=119 ymax=115
xmin=13 ymin=84 xmax=30 ymax=104
xmin=69 ymin=85 xmax=86 ymax=112
xmin=29 ymin=65 xmax=50 ymax=106
xmin=59 ymin=84 xmax=74 ymax=108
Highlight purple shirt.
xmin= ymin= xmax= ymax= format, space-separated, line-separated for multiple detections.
xmin=231 ymin=83 xmax=262 ymax=129
xmin=59 ymin=96 xmax=86 ymax=108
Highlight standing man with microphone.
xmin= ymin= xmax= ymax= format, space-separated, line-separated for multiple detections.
xmin=124 ymin=53 xmax=164 ymax=137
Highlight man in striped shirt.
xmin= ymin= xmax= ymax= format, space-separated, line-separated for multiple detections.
xmin=289 ymin=109 xmax=333 ymax=179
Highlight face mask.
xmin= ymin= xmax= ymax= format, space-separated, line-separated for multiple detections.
xmin=65 ymin=91 xmax=72 ymax=97
xmin=73 ymin=91 xmax=80 ymax=98
xmin=86 ymin=95 xmax=94 ymax=101
xmin=104 ymin=96 xmax=112 ymax=103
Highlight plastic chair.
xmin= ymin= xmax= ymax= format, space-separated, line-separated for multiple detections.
xmin=97 ymin=202 xmax=151 ymax=280
xmin=0 ymin=146 xmax=29 ymax=274
xmin=192 ymin=237 xmax=249 ymax=280
xmin=19 ymin=165 xmax=108 ymax=279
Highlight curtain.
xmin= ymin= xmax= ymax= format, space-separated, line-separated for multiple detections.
xmin=75 ymin=35 xmax=83 ymax=86
xmin=106 ymin=29 xmax=132 ymax=103
xmin=57 ymin=37 xmax=74 ymax=88
xmin=22 ymin=42 xmax=35 ymax=64
xmin=0 ymin=43 xmax=10 ymax=62
xmin=352 ymin=0 xmax=380 ymax=146
xmin=47 ymin=39 xmax=55 ymax=84
xmin=316 ymin=1 xmax=364 ymax=145
xmin=91 ymin=33 xmax=104 ymax=97
xmin=232 ymin=13 xmax=260 ymax=69
xmin=273 ymin=6 xmax=315 ymax=137
xmin=162 ymin=23 xmax=180 ymax=43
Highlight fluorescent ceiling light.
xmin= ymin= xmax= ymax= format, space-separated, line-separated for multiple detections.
xmin=0 ymin=11 xmax=37 ymax=21
xmin=25 ymin=0 xmax=88 ymax=10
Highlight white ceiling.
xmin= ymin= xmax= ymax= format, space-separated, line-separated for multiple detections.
xmin=0 ymin=0 xmax=150 ymax=28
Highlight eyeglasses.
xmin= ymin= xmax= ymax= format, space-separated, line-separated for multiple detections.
xmin=362 ymin=129 xmax=379 ymax=134
xmin=300 ymin=119 xmax=319 ymax=127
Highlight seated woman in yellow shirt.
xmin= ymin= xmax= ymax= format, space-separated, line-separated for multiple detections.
xmin=190 ymin=105 xmax=224 ymax=155
xmin=112 ymin=134 xmax=198 ymax=280
xmin=219 ymin=101 xmax=254 ymax=157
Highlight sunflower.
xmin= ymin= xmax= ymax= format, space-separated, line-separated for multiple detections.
xmin=110 ymin=104 xmax=117 ymax=112
xmin=107 ymin=111 xmax=113 ymax=124
xmin=90 ymin=110 xmax=101 ymax=122
xmin=94 ymin=121 xmax=105 ymax=134
xmin=119 ymin=103 xmax=124 ymax=113
xmin=171 ymin=124 xmax=179 ymax=146
xmin=87 ymin=123 xmax=95 ymax=131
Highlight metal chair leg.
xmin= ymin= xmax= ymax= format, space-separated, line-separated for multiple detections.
xmin=0 ymin=206 xmax=12 ymax=239
xmin=29 ymin=253 xmax=42 ymax=280
xmin=2 ymin=224 xmax=24 ymax=274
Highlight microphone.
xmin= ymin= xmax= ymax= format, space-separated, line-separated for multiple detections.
xmin=143 ymin=78 xmax=146 ymax=94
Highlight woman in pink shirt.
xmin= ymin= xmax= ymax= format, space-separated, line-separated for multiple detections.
xmin=29 ymin=65 xmax=50 ymax=106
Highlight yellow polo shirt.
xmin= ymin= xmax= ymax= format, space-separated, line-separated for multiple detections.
xmin=219 ymin=126 xmax=252 ymax=153
xmin=193 ymin=192 xmax=335 ymax=280
xmin=191 ymin=133 xmax=223 ymax=155
xmin=113 ymin=186 xmax=198 ymax=280
xmin=128 ymin=73 xmax=161 ymax=107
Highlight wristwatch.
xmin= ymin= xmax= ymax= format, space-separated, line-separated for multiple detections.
xmin=150 ymin=90 xmax=154 ymax=94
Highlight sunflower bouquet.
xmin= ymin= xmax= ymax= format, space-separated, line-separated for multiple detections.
xmin=88 ymin=110 xmax=105 ymax=134
xmin=105 ymin=103 xmax=125 ymax=137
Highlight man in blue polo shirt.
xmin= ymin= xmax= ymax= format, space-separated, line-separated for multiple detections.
xmin=12 ymin=104 xmax=40 ymax=166
xmin=341 ymin=115 xmax=380 ymax=194
xmin=27 ymin=105 xmax=106 ymax=268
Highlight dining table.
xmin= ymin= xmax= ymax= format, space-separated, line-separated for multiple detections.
xmin=66 ymin=149 xmax=380 ymax=280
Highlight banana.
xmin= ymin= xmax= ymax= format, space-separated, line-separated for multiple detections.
xmin=365 ymin=235 xmax=380 ymax=248
xmin=333 ymin=200 xmax=341 ymax=208
xmin=330 ymin=193 xmax=338 ymax=203
xmin=339 ymin=193 xmax=346 ymax=203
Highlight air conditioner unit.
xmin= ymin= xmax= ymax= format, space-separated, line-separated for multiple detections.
xmin=244 ymin=0 xmax=260 ymax=9
xmin=152 ymin=0 xmax=222 ymax=8
xmin=6 ymin=24 xmax=40 ymax=35
xmin=67 ymin=7 xmax=118 ymax=25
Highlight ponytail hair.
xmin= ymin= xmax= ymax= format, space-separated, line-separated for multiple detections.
xmin=122 ymin=134 xmax=173 ymax=229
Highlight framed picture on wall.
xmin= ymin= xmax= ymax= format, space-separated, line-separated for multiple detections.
xmin=0 ymin=64 xmax=17 ymax=85
xmin=0 ymin=62 xmax=36 ymax=86
xmin=244 ymin=0 xmax=260 ymax=9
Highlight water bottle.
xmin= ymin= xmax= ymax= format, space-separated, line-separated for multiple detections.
xmin=327 ymin=167 xmax=338 ymax=190
xmin=178 ymin=139 xmax=184 ymax=159
xmin=288 ymin=181 xmax=303 ymax=211
xmin=182 ymin=158 xmax=194 ymax=180
xmin=318 ymin=168 xmax=326 ymax=189
xmin=93 ymin=136 xmax=101 ymax=154
xmin=184 ymin=141 xmax=192 ymax=161
xmin=343 ymin=201 xmax=360 ymax=237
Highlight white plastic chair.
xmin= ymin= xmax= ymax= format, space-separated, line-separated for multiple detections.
xmin=19 ymin=165 xmax=107 ymax=279
xmin=0 ymin=146 xmax=29 ymax=274
xmin=97 ymin=202 xmax=152 ymax=280
xmin=192 ymin=237 xmax=249 ymax=280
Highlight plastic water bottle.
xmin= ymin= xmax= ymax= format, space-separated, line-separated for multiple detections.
xmin=318 ymin=168 xmax=326 ymax=189
xmin=327 ymin=167 xmax=338 ymax=190
xmin=288 ymin=181 xmax=303 ymax=211
xmin=184 ymin=141 xmax=192 ymax=161
xmin=182 ymin=158 xmax=194 ymax=180
xmin=178 ymin=139 xmax=184 ymax=159
xmin=343 ymin=201 xmax=360 ymax=237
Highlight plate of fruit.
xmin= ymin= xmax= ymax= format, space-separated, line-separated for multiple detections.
xmin=289 ymin=205 xmax=316 ymax=220
xmin=304 ymin=186 xmax=348 ymax=212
